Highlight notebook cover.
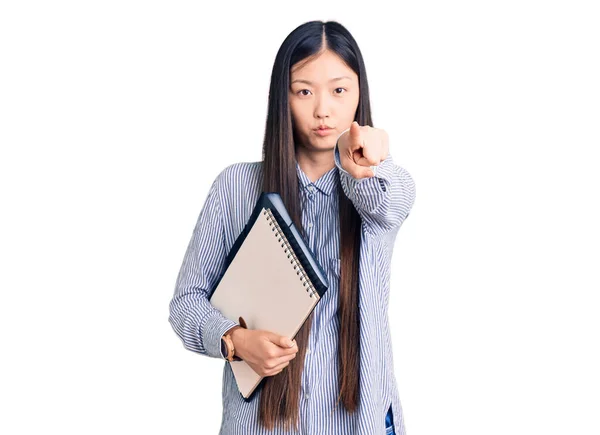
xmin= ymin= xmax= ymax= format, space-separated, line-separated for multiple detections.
xmin=209 ymin=191 xmax=329 ymax=401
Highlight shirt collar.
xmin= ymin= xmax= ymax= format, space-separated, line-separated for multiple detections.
xmin=295 ymin=160 xmax=339 ymax=196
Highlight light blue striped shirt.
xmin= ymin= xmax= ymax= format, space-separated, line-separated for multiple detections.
xmin=169 ymin=142 xmax=416 ymax=434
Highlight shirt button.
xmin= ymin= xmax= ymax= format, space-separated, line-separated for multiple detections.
xmin=307 ymin=223 xmax=313 ymax=229
xmin=306 ymin=348 xmax=311 ymax=354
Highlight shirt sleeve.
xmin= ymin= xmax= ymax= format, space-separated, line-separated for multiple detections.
xmin=333 ymin=132 xmax=416 ymax=237
xmin=168 ymin=171 xmax=238 ymax=360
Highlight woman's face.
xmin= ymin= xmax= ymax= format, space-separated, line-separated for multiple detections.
xmin=289 ymin=49 xmax=360 ymax=154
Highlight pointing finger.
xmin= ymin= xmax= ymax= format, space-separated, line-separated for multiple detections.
xmin=349 ymin=121 xmax=363 ymax=148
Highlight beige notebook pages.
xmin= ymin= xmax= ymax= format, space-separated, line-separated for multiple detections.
xmin=209 ymin=192 xmax=329 ymax=400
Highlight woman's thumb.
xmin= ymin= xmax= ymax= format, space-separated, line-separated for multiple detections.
xmin=277 ymin=335 xmax=295 ymax=348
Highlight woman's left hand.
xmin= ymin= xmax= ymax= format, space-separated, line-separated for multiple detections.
xmin=337 ymin=121 xmax=389 ymax=179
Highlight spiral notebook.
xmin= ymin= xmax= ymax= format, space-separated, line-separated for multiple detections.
xmin=208 ymin=192 xmax=329 ymax=401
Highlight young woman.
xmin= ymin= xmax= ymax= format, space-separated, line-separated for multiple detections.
xmin=169 ymin=20 xmax=416 ymax=435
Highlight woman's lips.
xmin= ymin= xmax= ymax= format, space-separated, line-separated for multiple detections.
xmin=314 ymin=128 xmax=334 ymax=136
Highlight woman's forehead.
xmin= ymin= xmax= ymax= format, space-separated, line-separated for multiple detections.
xmin=290 ymin=52 xmax=356 ymax=84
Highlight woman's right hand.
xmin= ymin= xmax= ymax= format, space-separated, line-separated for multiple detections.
xmin=230 ymin=328 xmax=298 ymax=377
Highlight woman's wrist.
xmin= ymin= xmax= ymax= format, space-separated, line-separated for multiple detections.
xmin=229 ymin=327 xmax=246 ymax=360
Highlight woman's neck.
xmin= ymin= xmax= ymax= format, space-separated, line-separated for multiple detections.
xmin=295 ymin=147 xmax=336 ymax=184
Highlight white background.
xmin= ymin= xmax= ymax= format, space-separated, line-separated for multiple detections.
xmin=1 ymin=1 xmax=598 ymax=434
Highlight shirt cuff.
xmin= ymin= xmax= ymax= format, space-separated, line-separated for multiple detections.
xmin=201 ymin=308 xmax=239 ymax=360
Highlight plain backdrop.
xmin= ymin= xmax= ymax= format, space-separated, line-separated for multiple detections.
xmin=1 ymin=1 xmax=598 ymax=434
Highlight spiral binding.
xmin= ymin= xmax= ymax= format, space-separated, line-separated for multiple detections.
xmin=263 ymin=209 xmax=317 ymax=298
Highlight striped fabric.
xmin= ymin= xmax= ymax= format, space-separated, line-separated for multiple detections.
xmin=169 ymin=141 xmax=416 ymax=434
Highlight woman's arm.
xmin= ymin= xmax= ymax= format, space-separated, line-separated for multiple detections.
xmin=334 ymin=136 xmax=416 ymax=238
xmin=168 ymin=172 xmax=238 ymax=359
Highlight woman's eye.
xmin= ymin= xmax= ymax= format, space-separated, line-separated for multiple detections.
xmin=296 ymin=88 xmax=346 ymax=96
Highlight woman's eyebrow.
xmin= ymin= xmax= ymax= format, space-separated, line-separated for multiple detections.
xmin=291 ymin=76 xmax=352 ymax=85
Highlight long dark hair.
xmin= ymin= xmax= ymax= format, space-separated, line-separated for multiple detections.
xmin=259 ymin=20 xmax=374 ymax=431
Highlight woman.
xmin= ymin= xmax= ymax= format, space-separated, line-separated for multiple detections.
xmin=169 ymin=20 xmax=416 ymax=435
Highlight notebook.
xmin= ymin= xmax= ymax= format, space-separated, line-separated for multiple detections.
xmin=208 ymin=192 xmax=329 ymax=401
